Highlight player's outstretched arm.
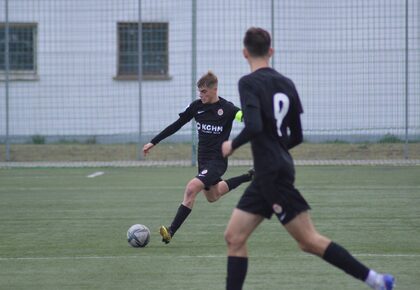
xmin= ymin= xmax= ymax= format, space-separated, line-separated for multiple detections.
xmin=142 ymin=142 xmax=155 ymax=156
xmin=145 ymin=114 xmax=192 ymax=155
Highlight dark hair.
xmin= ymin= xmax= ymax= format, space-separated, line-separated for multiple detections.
xmin=243 ymin=27 xmax=271 ymax=57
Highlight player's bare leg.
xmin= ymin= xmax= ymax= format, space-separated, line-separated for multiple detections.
xmin=160 ymin=178 xmax=204 ymax=244
xmin=203 ymin=181 xmax=229 ymax=202
xmin=283 ymin=211 xmax=331 ymax=256
xmin=284 ymin=212 xmax=395 ymax=289
xmin=225 ymin=209 xmax=264 ymax=290
xmin=225 ymin=208 xmax=263 ymax=255
xmin=203 ymin=169 xmax=254 ymax=202
xmin=182 ymin=178 xmax=205 ymax=208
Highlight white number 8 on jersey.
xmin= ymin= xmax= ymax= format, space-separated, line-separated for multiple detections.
xmin=273 ymin=93 xmax=290 ymax=137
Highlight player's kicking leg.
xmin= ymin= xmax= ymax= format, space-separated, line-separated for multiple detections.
xmin=159 ymin=178 xmax=203 ymax=244
xmin=159 ymin=169 xmax=254 ymax=244
xmin=159 ymin=225 xmax=172 ymax=244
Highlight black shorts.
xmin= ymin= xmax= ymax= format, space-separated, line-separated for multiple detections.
xmin=196 ymin=159 xmax=227 ymax=190
xmin=237 ymin=170 xmax=310 ymax=225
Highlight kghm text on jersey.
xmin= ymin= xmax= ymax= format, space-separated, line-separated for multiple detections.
xmin=196 ymin=122 xmax=223 ymax=134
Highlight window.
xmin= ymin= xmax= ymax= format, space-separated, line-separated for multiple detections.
xmin=117 ymin=22 xmax=169 ymax=80
xmin=0 ymin=23 xmax=37 ymax=80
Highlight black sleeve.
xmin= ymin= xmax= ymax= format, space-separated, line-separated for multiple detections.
xmin=227 ymin=100 xmax=241 ymax=122
xmin=287 ymin=113 xmax=303 ymax=149
xmin=287 ymin=92 xmax=304 ymax=149
xmin=231 ymin=78 xmax=263 ymax=150
xmin=150 ymin=107 xmax=193 ymax=145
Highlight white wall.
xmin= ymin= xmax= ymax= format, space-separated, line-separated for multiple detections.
xmin=0 ymin=0 xmax=419 ymax=141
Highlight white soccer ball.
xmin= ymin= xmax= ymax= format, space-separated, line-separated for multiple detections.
xmin=127 ymin=224 xmax=150 ymax=248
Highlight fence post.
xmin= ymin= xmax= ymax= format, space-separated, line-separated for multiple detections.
xmin=404 ymin=0 xmax=409 ymax=159
xmin=5 ymin=0 xmax=10 ymax=161
xmin=137 ymin=0 xmax=143 ymax=160
xmin=191 ymin=0 xmax=197 ymax=166
xmin=271 ymin=0 xmax=275 ymax=68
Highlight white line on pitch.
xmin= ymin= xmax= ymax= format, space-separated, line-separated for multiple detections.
xmin=87 ymin=171 xmax=105 ymax=178
xmin=0 ymin=255 xmax=224 ymax=261
xmin=0 ymin=186 xmax=186 ymax=191
xmin=353 ymin=253 xmax=420 ymax=257
xmin=1 ymin=253 xmax=419 ymax=261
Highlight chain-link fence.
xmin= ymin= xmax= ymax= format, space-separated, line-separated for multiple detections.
xmin=1 ymin=0 xmax=419 ymax=164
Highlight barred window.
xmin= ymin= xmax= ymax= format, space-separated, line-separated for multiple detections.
xmin=0 ymin=23 xmax=37 ymax=73
xmin=118 ymin=22 xmax=169 ymax=79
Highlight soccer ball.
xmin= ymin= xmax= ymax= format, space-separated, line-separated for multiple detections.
xmin=127 ymin=224 xmax=150 ymax=248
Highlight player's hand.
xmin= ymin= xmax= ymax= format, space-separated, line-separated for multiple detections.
xmin=143 ymin=143 xmax=154 ymax=156
xmin=222 ymin=140 xmax=233 ymax=157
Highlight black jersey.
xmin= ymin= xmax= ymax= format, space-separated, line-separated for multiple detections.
xmin=232 ymin=67 xmax=303 ymax=176
xmin=151 ymin=97 xmax=240 ymax=163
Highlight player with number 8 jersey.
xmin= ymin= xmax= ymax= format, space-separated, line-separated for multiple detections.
xmin=233 ymin=67 xmax=303 ymax=176
xmin=221 ymin=27 xmax=394 ymax=290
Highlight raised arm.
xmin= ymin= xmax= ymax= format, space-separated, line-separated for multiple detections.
xmin=143 ymin=113 xmax=192 ymax=156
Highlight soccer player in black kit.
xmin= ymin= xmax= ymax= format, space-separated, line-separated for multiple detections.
xmin=221 ymin=27 xmax=394 ymax=290
xmin=143 ymin=71 xmax=253 ymax=244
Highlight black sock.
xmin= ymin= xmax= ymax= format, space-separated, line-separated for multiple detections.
xmin=323 ymin=242 xmax=370 ymax=281
xmin=169 ymin=204 xmax=192 ymax=236
xmin=225 ymin=172 xmax=252 ymax=191
xmin=226 ymin=256 xmax=248 ymax=290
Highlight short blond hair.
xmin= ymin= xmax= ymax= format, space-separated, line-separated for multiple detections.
xmin=197 ymin=71 xmax=218 ymax=88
